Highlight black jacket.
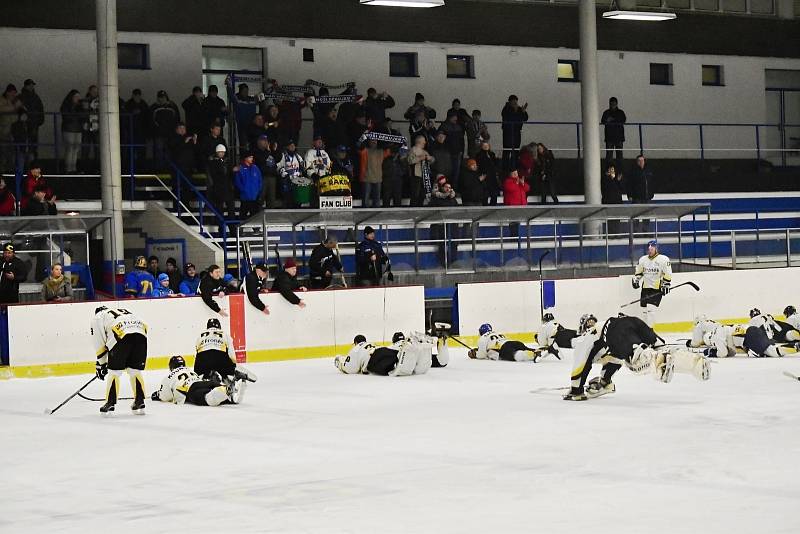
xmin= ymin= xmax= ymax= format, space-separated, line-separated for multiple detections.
xmin=206 ymin=156 xmax=233 ymax=192
xmin=535 ymin=150 xmax=556 ymax=182
xmin=475 ymin=149 xmax=501 ymax=195
xmin=355 ymin=239 xmax=389 ymax=284
xmin=601 ymin=108 xmax=627 ymax=144
xmin=21 ymin=199 xmax=56 ymax=216
xmin=124 ymin=98 xmax=150 ymax=140
xmin=0 ymin=256 xmax=29 ymax=304
xmin=460 ymin=168 xmax=487 ymax=205
xmin=199 ymin=274 xmax=226 ymax=313
xmin=602 ymin=174 xmax=624 ymax=204
xmin=627 ymin=165 xmax=654 ymax=203
xmin=60 ymin=101 xmax=84 ymax=133
xmin=150 ymin=102 xmax=180 ymax=138
xmin=203 ymin=95 xmax=227 ymax=128
xmin=198 ymin=133 xmax=227 ymax=162
xmin=168 ymin=133 xmax=196 ymax=171
xmin=182 ymin=95 xmax=206 ymax=135
xmin=309 ymin=244 xmax=342 ymax=282
xmin=501 ymin=104 xmax=529 ymax=146
xmin=243 ymin=271 xmax=269 ymax=311
xmin=364 ymin=95 xmax=396 ymax=124
xmin=20 ymin=89 xmax=44 ymax=128
xmin=271 ymin=271 xmax=304 ymax=305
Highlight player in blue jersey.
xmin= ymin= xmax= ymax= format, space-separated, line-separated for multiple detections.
xmin=124 ymin=256 xmax=156 ymax=298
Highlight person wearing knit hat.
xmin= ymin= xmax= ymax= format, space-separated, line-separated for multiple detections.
xmin=0 ymin=242 xmax=28 ymax=304
xmin=271 ymin=258 xmax=308 ymax=308
xmin=403 ymin=92 xmax=437 ymax=130
xmin=152 ymin=273 xmax=176 ymax=298
xmin=355 ymin=226 xmax=392 ymax=286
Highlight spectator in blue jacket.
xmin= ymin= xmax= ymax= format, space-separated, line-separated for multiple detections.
xmin=152 ymin=273 xmax=176 ymax=298
xmin=178 ymin=262 xmax=201 ymax=295
xmin=234 ymin=152 xmax=263 ymax=220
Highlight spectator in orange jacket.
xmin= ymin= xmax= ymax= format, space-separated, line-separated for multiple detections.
xmin=359 ymin=139 xmax=389 ymax=208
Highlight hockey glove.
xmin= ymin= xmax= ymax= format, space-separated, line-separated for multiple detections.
xmin=95 ymin=361 xmax=108 ymax=380
xmin=151 ymin=391 xmax=161 ymax=401
xmin=632 ymin=277 xmax=641 ymax=289
xmin=661 ymin=281 xmax=670 ymax=295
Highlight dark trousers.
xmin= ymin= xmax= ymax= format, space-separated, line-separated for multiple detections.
xmin=210 ymin=185 xmax=236 ymax=222
xmin=502 ymin=148 xmax=519 ymax=174
xmin=185 ymin=380 xmax=220 ymax=406
xmin=605 ymin=142 xmax=624 ymax=172
xmin=194 ymin=349 xmax=237 ymax=379
xmin=410 ymin=176 xmax=426 ymax=207
xmin=367 ymin=347 xmax=399 ymax=375
xmin=239 ymin=200 xmax=261 ymax=221
xmin=540 ymin=180 xmax=558 ymax=204
xmin=382 ymin=178 xmax=403 ymax=207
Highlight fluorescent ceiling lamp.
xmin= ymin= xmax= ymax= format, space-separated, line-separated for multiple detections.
xmin=602 ymin=10 xmax=676 ymax=21
xmin=360 ymin=0 xmax=444 ymax=7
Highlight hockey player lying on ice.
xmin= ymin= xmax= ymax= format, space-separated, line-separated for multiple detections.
xmin=334 ymin=331 xmax=449 ymax=375
xmin=151 ymin=356 xmax=246 ymax=406
xmin=534 ymin=313 xmax=598 ymax=360
xmin=469 ymin=323 xmax=549 ymax=362
xmin=564 ymin=313 xmax=710 ymax=401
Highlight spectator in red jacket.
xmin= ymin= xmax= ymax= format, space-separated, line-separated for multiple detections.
xmin=21 ymin=162 xmax=54 ymax=210
xmin=0 ymin=177 xmax=16 ymax=216
xmin=503 ymin=169 xmax=529 ymax=237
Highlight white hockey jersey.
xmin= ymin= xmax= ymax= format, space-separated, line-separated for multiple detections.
xmin=91 ymin=307 xmax=148 ymax=358
xmin=748 ymin=314 xmax=779 ymax=339
xmin=476 ymin=331 xmax=507 ymax=360
xmin=537 ymin=321 xmax=559 ymax=348
xmin=155 ymin=366 xmax=203 ymax=404
xmin=786 ymin=313 xmax=800 ymax=330
xmin=304 ymin=148 xmax=332 ymax=178
xmin=634 ymin=253 xmax=672 ymax=290
xmin=691 ymin=320 xmax=736 ymax=357
xmin=335 ymin=342 xmax=377 ymax=374
xmin=195 ymin=327 xmax=236 ymax=361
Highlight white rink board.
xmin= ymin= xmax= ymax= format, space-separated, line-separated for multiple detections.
xmin=457 ymin=267 xmax=800 ymax=334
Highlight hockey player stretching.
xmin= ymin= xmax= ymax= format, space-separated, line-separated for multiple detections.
xmin=468 ymin=323 xmax=540 ymax=362
xmin=91 ymin=306 xmax=149 ymax=415
xmin=632 ymin=240 xmax=672 ymax=327
xmin=152 ymin=356 xmax=243 ymax=406
xmin=564 ymin=314 xmax=710 ymax=401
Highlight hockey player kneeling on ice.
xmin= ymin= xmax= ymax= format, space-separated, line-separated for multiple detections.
xmin=468 ymin=323 xmax=539 ymax=362
xmin=739 ymin=308 xmax=789 ymax=358
xmin=632 ymin=240 xmax=672 ymax=327
xmin=564 ymin=314 xmax=710 ymax=401
xmin=689 ymin=315 xmax=737 ymax=358
xmin=334 ymin=332 xmax=448 ymax=376
xmin=92 ymin=306 xmax=149 ymax=415
xmin=152 ymin=356 xmax=243 ymax=406
xmin=194 ymin=318 xmax=257 ymax=385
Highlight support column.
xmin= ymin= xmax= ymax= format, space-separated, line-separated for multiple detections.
xmin=97 ymin=0 xmax=125 ymax=295
xmin=579 ymin=0 xmax=602 ymax=235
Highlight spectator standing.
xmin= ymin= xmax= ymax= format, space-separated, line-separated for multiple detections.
xmin=150 ymin=90 xmax=180 ymax=169
xmin=164 ymin=257 xmax=182 ymax=293
xmin=124 ymin=255 xmax=155 ymax=298
xmin=234 ymin=152 xmax=263 ymax=220
xmin=501 ymin=95 xmax=528 ymax=173
xmin=429 ymin=176 xmax=460 ymax=266
xmin=124 ymin=89 xmax=150 ymax=166
xmin=355 ymin=226 xmax=390 ymax=287
xmin=535 ymin=143 xmax=558 ymax=204
xmin=60 ymin=90 xmax=84 ymax=173
xmin=408 ymin=109 xmax=437 ymax=146
xmin=178 ymin=262 xmax=200 ymax=295
xmin=243 ymin=263 xmax=270 ymax=315
xmin=363 ymin=88 xmax=395 ymax=126
xmin=0 ymin=177 xmax=16 ymax=216
xmin=318 ymin=108 xmax=348 ymax=151
xmin=276 ymin=140 xmax=305 ymax=209
xmin=0 ymin=243 xmax=28 ymax=304
xmin=381 ymin=145 xmax=407 ymax=208
xmin=309 ymin=236 xmax=343 ymax=289
xmin=198 ymin=123 xmax=227 ymax=164
xmin=41 ymin=262 xmax=73 ymax=302
xmin=263 ymin=105 xmax=283 ymax=144
xmin=408 ymin=135 xmax=434 ymax=207
xmin=602 ymin=163 xmax=625 ymax=234
xmin=439 ymin=111 xmax=466 ymax=189
xmin=246 ymin=114 xmax=267 ymax=150
xmin=271 ymin=258 xmax=307 ymax=308
xmin=332 ymin=145 xmax=355 ymax=181
xmin=403 ymin=93 xmax=436 ymax=123
xmin=152 ymin=273 xmax=175 ymax=298
xmin=475 ymin=141 xmax=501 ymax=205
xmin=503 ymin=169 xmax=530 ymax=237
xmin=19 ymin=79 xmax=44 ymax=163
xmin=21 ymin=184 xmax=56 ymax=216
xmin=601 ymin=97 xmax=627 ymax=173
xmin=168 ymin=123 xmax=197 ymax=204
xmin=304 ymin=135 xmax=332 ymax=207
xmin=199 ymin=264 xmax=228 ymax=316
xmin=460 ymin=158 xmax=488 ymax=206
xmin=627 ymin=154 xmax=654 ymax=233
xmin=253 ymin=135 xmax=279 ymax=209
xmin=203 ymin=85 xmax=227 ymax=129
xmin=0 ymin=85 xmax=24 ymax=173
xmin=447 ymin=99 xmax=471 ymax=127
xmin=465 ymin=109 xmax=489 ymax=158
xmin=206 ymin=144 xmax=235 ymax=220
xmin=276 ymin=97 xmax=305 ymax=148
xmin=232 ymin=84 xmax=257 ymax=145
xmin=359 ymin=140 xmax=388 ymax=208
xmin=429 ymin=130 xmax=452 ymax=182
xmin=81 ymin=85 xmax=100 ymax=171
xmin=517 ymin=142 xmax=537 ymax=183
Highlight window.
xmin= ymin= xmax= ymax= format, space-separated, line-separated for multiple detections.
xmin=303 ymin=48 xmax=314 ymax=62
xmin=446 ymin=55 xmax=475 ymax=79
xmin=118 ymin=43 xmax=149 ymax=70
xmin=750 ymin=0 xmax=774 ymax=13
xmin=702 ymin=65 xmax=724 ymax=86
xmin=665 ymin=0 xmax=690 ymax=7
xmin=636 ymin=0 xmax=663 ymax=6
xmin=722 ymin=0 xmax=746 ymax=11
xmin=650 ymin=63 xmax=673 ymax=86
xmin=557 ymin=60 xmax=580 ymax=83
xmin=389 ymin=52 xmax=418 ymax=77
xmin=693 ymin=0 xmax=719 ymax=10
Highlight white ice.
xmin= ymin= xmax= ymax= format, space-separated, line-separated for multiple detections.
xmin=2 ymin=343 xmax=800 ymax=534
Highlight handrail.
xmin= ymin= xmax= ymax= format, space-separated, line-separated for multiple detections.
xmin=146 ymin=173 xmax=221 ymax=248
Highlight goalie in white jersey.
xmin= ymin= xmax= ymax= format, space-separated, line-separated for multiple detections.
xmin=632 ymin=240 xmax=672 ymax=327
xmin=91 ymin=306 xmax=149 ymax=415
xmin=151 ymin=356 xmax=243 ymax=406
xmin=334 ymin=331 xmax=449 ymax=376
xmin=193 ymin=318 xmax=257 ymax=384
xmin=468 ymin=323 xmax=540 ymax=362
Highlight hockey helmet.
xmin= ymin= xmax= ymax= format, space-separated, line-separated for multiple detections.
xmin=169 ymin=355 xmax=186 ymax=371
xmin=749 ymin=308 xmax=761 ymax=319
xmin=392 ymin=332 xmax=405 ymax=343
xmin=353 ymin=334 xmax=367 ymax=345
xmin=784 ymin=305 xmax=796 ymax=318
xmin=646 ymin=240 xmax=658 ymax=249
xmin=694 ymin=314 xmax=707 ymax=325
xmin=478 ymin=323 xmax=492 ymax=336
xmin=94 ymin=305 xmax=108 ymax=315
xmin=207 ymin=318 xmax=222 ymax=330
xmin=542 ymin=313 xmax=554 ymax=323
xmin=134 ymin=255 xmax=147 ymax=269
xmin=578 ymin=313 xmax=598 ymax=334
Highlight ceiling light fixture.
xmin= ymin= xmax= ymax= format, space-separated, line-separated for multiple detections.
xmin=602 ymin=10 xmax=676 ymax=21
xmin=360 ymin=0 xmax=445 ymax=7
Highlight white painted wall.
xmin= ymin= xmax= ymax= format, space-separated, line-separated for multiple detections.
xmin=2 ymin=27 xmax=799 ymax=159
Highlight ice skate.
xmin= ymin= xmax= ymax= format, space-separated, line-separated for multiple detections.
xmin=131 ymin=400 xmax=146 ymax=415
xmin=563 ymin=388 xmax=588 ymax=401
xmin=586 ymin=377 xmax=616 ymax=398
xmin=99 ymin=401 xmax=115 ymax=416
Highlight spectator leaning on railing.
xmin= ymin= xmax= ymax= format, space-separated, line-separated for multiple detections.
xmin=271 ymin=258 xmax=307 ymax=308
xmin=199 ymin=264 xmax=228 ymax=316
xmin=152 ymin=273 xmax=176 ymax=298
xmin=178 ymin=262 xmax=200 ymax=296
xmin=0 ymin=177 xmax=16 ymax=216
xmin=41 ymin=262 xmax=73 ymax=302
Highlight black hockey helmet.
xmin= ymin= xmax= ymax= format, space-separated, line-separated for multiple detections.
xmin=169 ymin=356 xmax=186 ymax=371
xmin=542 ymin=313 xmax=554 ymax=323
xmin=353 ymin=334 xmax=367 ymax=345
xmin=207 ymin=318 xmax=222 ymax=330
xmin=94 ymin=305 xmax=108 ymax=315
xmin=784 ymin=305 xmax=796 ymax=318
xmin=749 ymin=308 xmax=761 ymax=319
xmin=392 ymin=332 xmax=405 ymax=343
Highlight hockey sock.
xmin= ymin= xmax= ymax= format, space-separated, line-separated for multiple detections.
xmin=128 ymin=369 xmax=146 ymax=403
xmin=601 ymin=363 xmax=621 ymax=382
xmin=106 ymin=370 xmax=121 ymax=405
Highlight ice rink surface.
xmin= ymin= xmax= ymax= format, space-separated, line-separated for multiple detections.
xmin=2 ymin=343 xmax=800 ymax=534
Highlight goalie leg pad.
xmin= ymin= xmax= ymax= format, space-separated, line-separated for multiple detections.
xmin=389 ymin=345 xmax=418 ymax=376
xmin=626 ymin=344 xmax=655 ymax=375
xmin=670 ymin=349 xmax=711 ymax=381
xmin=412 ymin=343 xmax=433 ymax=375
xmin=652 ymin=352 xmax=674 ymax=383
xmin=205 ymin=385 xmax=230 ymax=407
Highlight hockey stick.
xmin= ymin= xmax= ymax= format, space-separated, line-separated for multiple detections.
xmin=448 ymin=334 xmax=474 ymax=351
xmin=334 ymin=243 xmax=348 ymax=288
xmin=620 ymin=281 xmax=701 ymax=309
xmin=78 ymin=391 xmax=133 ymax=402
xmin=782 ymin=371 xmax=800 ymax=382
xmin=530 ymin=386 xmax=570 ymax=393
xmin=273 ymin=243 xmax=282 ymax=272
xmin=46 ymin=376 xmax=97 ymax=415
xmin=538 ymin=250 xmax=550 ymax=319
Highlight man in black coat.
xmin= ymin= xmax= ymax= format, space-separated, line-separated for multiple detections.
xmin=181 ymin=86 xmax=206 ymax=136
xmin=0 ymin=243 xmax=29 ymax=304
xmin=199 ymin=265 xmax=228 ymax=316
xmin=601 ymin=97 xmax=627 ymax=175
xmin=271 ymin=258 xmax=307 ymax=307
xmin=627 ymin=155 xmax=654 ymax=233
xmin=243 ymin=263 xmax=270 ymax=315
xmin=123 ymin=89 xmax=150 ymax=166
xmin=19 ymin=79 xmax=44 ymax=162
xmin=309 ymin=236 xmax=343 ymax=289
xmin=203 ymin=85 xmax=227 ymax=129
xmin=363 ymin=88 xmax=396 ymax=126
xmin=501 ymin=95 xmax=529 ymax=172
xmin=206 ymin=144 xmax=235 ymax=220
xmin=355 ymin=226 xmax=390 ymax=287
xmin=459 ymin=158 xmax=487 ymax=206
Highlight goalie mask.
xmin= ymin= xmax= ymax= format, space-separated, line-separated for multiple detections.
xmin=169 ymin=355 xmax=186 ymax=371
